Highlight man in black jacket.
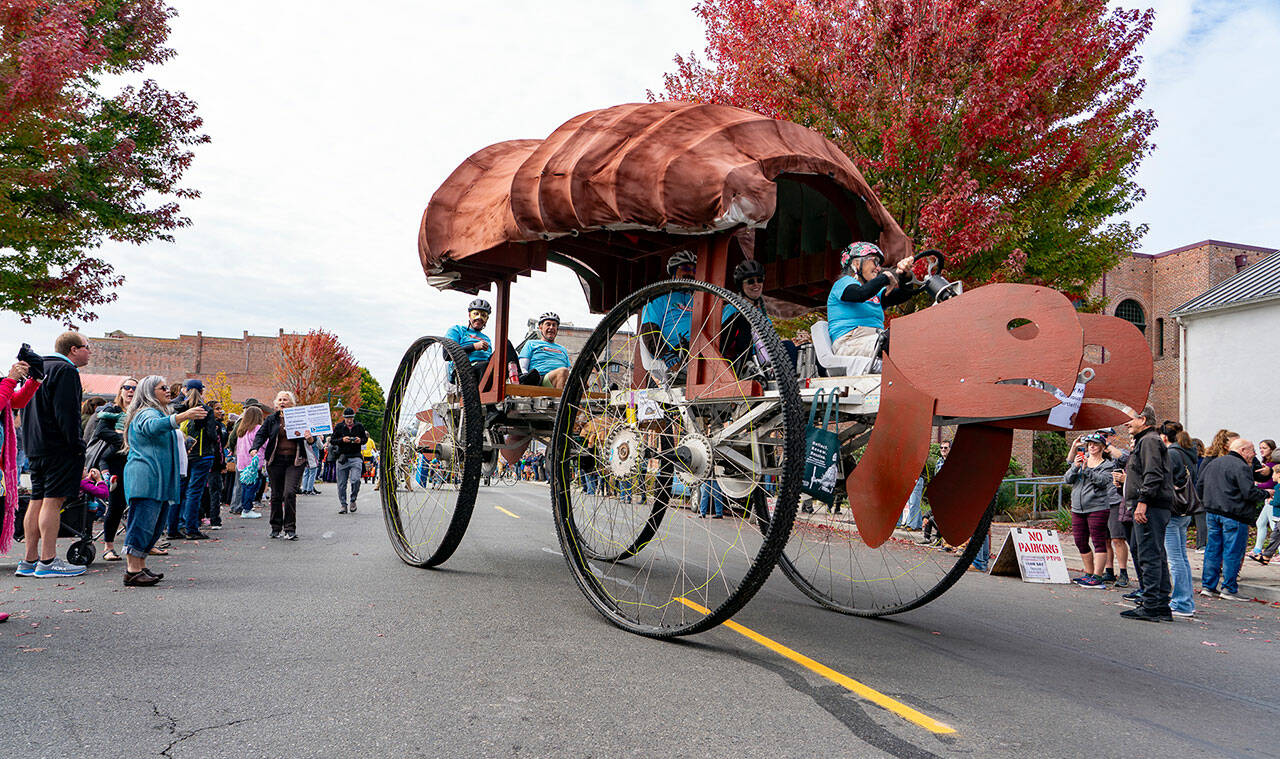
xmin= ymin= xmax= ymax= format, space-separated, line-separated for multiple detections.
xmin=1198 ymin=437 xmax=1273 ymax=600
xmin=17 ymin=332 xmax=90 ymax=579
xmin=1118 ymin=405 xmax=1174 ymax=621
xmin=332 ymin=407 xmax=367 ymax=513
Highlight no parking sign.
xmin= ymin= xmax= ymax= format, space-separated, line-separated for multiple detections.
xmin=990 ymin=527 xmax=1071 ymax=583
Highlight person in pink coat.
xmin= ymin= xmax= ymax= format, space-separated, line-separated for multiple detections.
xmin=2 ymin=360 xmax=39 ymax=557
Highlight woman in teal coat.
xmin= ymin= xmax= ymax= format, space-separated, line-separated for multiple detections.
xmin=121 ymin=376 xmax=207 ymax=586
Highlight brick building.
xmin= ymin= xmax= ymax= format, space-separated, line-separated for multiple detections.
xmin=82 ymin=329 xmax=300 ymax=404
xmin=1087 ymin=239 xmax=1277 ymax=422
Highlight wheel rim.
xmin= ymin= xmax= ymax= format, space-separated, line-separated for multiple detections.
xmin=773 ymin=473 xmax=996 ymax=617
xmin=551 ymin=279 xmax=802 ymax=637
xmin=380 ymin=337 xmax=481 ymax=567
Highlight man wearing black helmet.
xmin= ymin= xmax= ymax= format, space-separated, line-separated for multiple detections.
xmin=720 ymin=258 xmax=807 ymax=375
xmin=519 ymin=312 xmax=572 ymax=389
xmin=640 ymin=249 xmax=698 ymax=373
xmin=446 ymin=299 xmax=495 ymax=371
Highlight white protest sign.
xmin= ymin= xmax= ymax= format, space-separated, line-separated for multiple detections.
xmin=282 ymin=403 xmax=335 ymax=438
xmin=1047 ymin=381 xmax=1086 ymax=429
xmin=990 ymin=527 xmax=1071 ymax=584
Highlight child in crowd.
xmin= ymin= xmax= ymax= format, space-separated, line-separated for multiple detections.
xmin=1247 ymin=464 xmax=1280 ymax=566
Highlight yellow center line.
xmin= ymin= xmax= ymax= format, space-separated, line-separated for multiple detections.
xmin=675 ymin=598 xmax=955 ymax=735
xmin=494 ymin=506 xmax=521 ymax=519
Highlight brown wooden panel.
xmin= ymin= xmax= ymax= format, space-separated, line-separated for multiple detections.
xmin=846 ymin=356 xmax=936 ymax=549
xmin=925 ymin=424 xmax=1012 ymax=545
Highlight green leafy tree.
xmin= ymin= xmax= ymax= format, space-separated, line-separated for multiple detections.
xmin=1 ymin=0 xmax=208 ymax=324
xmin=355 ymin=366 xmax=385 ymax=443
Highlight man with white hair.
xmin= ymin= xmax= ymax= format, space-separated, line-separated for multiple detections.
xmin=1198 ymin=437 xmax=1274 ymax=601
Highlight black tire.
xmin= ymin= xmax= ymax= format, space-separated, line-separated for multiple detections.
xmin=550 ymin=278 xmax=803 ymax=637
xmin=67 ymin=540 xmax=95 ymax=567
xmin=772 ymin=486 xmax=997 ymax=617
xmin=380 ymin=337 xmax=482 ymax=568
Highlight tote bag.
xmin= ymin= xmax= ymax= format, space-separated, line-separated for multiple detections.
xmin=801 ymin=389 xmax=841 ymax=505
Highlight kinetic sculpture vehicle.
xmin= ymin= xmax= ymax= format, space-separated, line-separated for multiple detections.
xmin=382 ymin=101 xmax=1154 ymax=638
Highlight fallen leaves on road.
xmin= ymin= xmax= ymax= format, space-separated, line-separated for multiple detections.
xmin=1201 ymin=641 xmax=1219 ymax=646
xmin=60 ymin=608 xmax=91 ymax=613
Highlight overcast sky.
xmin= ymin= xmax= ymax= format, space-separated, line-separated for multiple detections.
xmin=1 ymin=0 xmax=1276 ymax=389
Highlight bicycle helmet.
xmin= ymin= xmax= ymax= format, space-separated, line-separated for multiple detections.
xmin=537 ymin=311 xmax=560 ymax=325
xmin=467 ymin=298 xmax=492 ymax=314
xmin=839 ymin=241 xmax=884 ymax=271
xmin=733 ymin=258 xmax=765 ymax=284
xmin=666 ymin=249 xmax=698 ymax=274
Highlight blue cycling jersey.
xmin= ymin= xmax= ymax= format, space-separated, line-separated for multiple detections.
xmin=827 ymin=275 xmax=885 ymax=340
xmin=519 ymin=339 xmax=571 ymax=374
xmin=640 ymin=291 xmax=693 ymax=353
xmin=445 ymin=324 xmax=491 ymax=364
xmin=721 ymin=299 xmax=773 ymax=327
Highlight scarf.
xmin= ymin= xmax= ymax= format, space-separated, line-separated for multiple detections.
xmin=1 ymin=406 xmax=18 ymax=553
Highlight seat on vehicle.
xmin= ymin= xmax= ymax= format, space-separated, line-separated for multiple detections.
xmin=503 ymin=383 xmax=562 ymax=398
xmin=811 ymin=320 xmax=875 ymax=376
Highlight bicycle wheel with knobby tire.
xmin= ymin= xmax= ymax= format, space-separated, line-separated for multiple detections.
xmin=380 ymin=336 xmax=482 ymax=567
xmin=772 ymin=482 xmax=997 ymax=617
xmin=551 ymin=279 xmax=803 ymax=637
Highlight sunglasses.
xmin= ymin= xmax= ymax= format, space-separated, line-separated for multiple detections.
xmin=121 ymin=385 xmax=137 ymax=391
xmin=742 ymin=277 xmax=764 ymax=286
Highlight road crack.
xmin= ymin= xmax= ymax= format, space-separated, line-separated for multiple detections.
xmin=148 ymin=702 xmax=288 ymax=758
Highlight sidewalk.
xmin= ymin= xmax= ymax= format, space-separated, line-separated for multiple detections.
xmin=987 ymin=522 xmax=1280 ymax=603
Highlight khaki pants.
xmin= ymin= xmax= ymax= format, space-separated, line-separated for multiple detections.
xmin=831 ymin=326 xmax=881 ymax=358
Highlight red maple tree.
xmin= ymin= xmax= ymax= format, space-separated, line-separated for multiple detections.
xmin=273 ymin=330 xmax=363 ymax=416
xmin=657 ymin=0 xmax=1156 ymax=295
xmin=1 ymin=0 xmax=208 ymax=324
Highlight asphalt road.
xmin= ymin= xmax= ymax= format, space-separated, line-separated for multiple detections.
xmin=2 ymin=482 xmax=1278 ymax=758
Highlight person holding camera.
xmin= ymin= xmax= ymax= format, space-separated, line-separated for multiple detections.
xmin=1063 ymin=433 xmax=1116 ymax=588
xmin=331 ymin=407 xmax=367 ymax=513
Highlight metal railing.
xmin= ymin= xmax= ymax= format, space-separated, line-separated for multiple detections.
xmin=1002 ymin=475 xmax=1068 ymax=519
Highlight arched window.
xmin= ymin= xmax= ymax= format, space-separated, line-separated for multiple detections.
xmin=1115 ymin=299 xmax=1146 ymax=334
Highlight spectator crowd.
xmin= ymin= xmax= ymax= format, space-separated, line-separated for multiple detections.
xmin=0 ymin=332 xmax=375 ymax=595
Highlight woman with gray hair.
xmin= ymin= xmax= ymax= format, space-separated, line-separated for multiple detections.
xmin=121 ymin=376 xmax=207 ymax=586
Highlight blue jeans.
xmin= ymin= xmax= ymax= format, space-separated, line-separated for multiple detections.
xmin=169 ymin=455 xmax=214 ymax=534
xmin=900 ymin=477 xmax=924 ymax=529
xmin=1164 ymin=514 xmax=1194 ymax=613
xmin=698 ymin=481 xmax=724 ymax=516
xmin=301 ymin=465 xmax=319 ymax=492
xmin=971 ymin=533 xmax=990 ymax=571
xmin=335 ymin=457 xmax=363 ymax=507
xmin=238 ymin=476 xmax=260 ymax=512
xmin=1202 ymin=512 xmax=1249 ymax=594
xmin=123 ymin=497 xmax=171 ymax=558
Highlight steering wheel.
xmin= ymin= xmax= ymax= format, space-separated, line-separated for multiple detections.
xmin=910 ymin=249 xmax=946 ymax=285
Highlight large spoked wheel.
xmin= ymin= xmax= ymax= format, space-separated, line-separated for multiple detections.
xmin=773 ymin=475 xmax=997 ymax=617
xmin=380 ymin=336 xmax=482 ymax=568
xmin=551 ymin=279 xmax=803 ymax=637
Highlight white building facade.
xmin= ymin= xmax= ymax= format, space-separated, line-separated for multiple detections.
xmin=1173 ymin=251 xmax=1280 ymax=445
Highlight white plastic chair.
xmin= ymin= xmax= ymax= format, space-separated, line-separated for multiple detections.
xmin=811 ymin=320 xmax=875 ymax=376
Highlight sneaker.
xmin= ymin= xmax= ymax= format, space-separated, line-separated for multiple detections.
xmin=269 ymin=532 xmax=281 ymax=539
xmin=1199 ymin=587 xmax=1220 ymax=599
xmin=1113 ymin=573 xmax=1130 ymax=588
xmin=350 ymin=504 xmax=357 ymax=513
xmin=1120 ymin=606 xmax=1165 ymax=622
xmin=1100 ymin=569 xmax=1117 ymax=583
xmin=283 ymin=532 xmax=298 ymax=541
xmin=1171 ymin=610 xmax=1196 ymax=619
xmin=1219 ymin=591 xmax=1249 ymax=602
xmin=208 ymin=524 xmax=223 ymax=531
xmin=14 ymin=560 xmax=36 ymax=577
xmin=200 ymin=518 xmax=211 ymax=527
xmin=34 ymin=558 xmax=87 ymax=578
xmin=338 ymin=507 xmax=348 ymax=514
xmin=1077 ymin=575 xmax=1105 ymax=588
xmin=1122 ymin=590 xmax=1142 ymax=601
xmin=181 ymin=531 xmax=211 ymax=541
xmin=240 ymin=510 xmax=263 ymax=519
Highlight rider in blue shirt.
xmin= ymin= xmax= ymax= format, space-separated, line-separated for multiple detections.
xmin=719 ymin=258 xmax=808 ymax=377
xmin=519 ymin=312 xmax=573 ymax=389
xmin=445 ymin=299 xmax=495 ymax=369
xmin=640 ymin=249 xmax=697 ymax=372
xmin=826 ymin=242 xmax=919 ymax=360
